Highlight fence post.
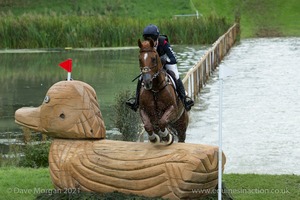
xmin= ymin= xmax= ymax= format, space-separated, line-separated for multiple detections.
xmin=182 ymin=23 xmax=239 ymax=98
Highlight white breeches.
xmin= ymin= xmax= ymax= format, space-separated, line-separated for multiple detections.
xmin=165 ymin=64 xmax=179 ymax=80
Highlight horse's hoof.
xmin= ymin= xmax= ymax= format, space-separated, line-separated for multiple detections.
xmin=162 ymin=133 xmax=174 ymax=145
xmin=149 ymin=134 xmax=160 ymax=144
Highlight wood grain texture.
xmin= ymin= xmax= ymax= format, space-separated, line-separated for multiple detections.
xmin=15 ymin=80 xmax=106 ymax=139
xmin=49 ymin=139 xmax=225 ymax=199
xmin=15 ymin=80 xmax=226 ymax=199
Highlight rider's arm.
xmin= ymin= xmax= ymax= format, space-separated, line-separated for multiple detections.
xmin=160 ymin=41 xmax=177 ymax=65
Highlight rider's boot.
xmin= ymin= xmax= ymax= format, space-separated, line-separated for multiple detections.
xmin=126 ymin=79 xmax=142 ymax=112
xmin=176 ymin=78 xmax=194 ymax=111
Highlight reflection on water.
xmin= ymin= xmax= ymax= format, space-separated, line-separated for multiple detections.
xmin=0 ymin=45 xmax=207 ymax=134
xmin=0 ymin=49 xmax=139 ymax=133
xmin=186 ymin=37 xmax=300 ymax=175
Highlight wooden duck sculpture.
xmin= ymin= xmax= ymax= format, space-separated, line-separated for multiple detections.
xmin=15 ymin=80 xmax=226 ymax=199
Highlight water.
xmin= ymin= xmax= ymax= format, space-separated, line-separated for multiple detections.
xmin=0 ymin=45 xmax=207 ymax=133
xmin=1 ymin=38 xmax=299 ymax=175
xmin=186 ymin=37 xmax=300 ymax=175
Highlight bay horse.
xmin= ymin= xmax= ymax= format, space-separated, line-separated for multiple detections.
xmin=138 ymin=39 xmax=189 ymax=144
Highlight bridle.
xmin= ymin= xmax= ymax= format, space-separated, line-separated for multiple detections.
xmin=138 ymin=40 xmax=168 ymax=96
xmin=139 ymin=48 xmax=162 ymax=82
xmin=139 ymin=47 xmax=170 ymax=93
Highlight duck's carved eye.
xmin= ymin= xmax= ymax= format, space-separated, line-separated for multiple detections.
xmin=44 ymin=95 xmax=50 ymax=103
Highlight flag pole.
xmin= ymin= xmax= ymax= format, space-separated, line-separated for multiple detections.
xmin=67 ymin=72 xmax=71 ymax=81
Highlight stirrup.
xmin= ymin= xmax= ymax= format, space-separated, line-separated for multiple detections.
xmin=126 ymin=97 xmax=136 ymax=105
xmin=125 ymin=98 xmax=138 ymax=112
xmin=184 ymin=97 xmax=194 ymax=111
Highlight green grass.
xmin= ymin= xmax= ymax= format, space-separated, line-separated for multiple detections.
xmin=0 ymin=167 xmax=299 ymax=199
xmin=0 ymin=167 xmax=53 ymax=200
xmin=0 ymin=0 xmax=194 ymax=19
xmin=223 ymin=174 xmax=300 ymax=200
xmin=1 ymin=0 xmax=300 ymax=39
xmin=195 ymin=0 xmax=300 ymax=38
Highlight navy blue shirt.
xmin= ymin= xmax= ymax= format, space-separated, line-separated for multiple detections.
xmin=156 ymin=36 xmax=177 ymax=65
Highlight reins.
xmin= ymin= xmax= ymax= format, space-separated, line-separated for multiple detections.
xmin=150 ymin=70 xmax=169 ymax=93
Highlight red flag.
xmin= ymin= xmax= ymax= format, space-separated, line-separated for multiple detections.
xmin=59 ymin=59 xmax=72 ymax=72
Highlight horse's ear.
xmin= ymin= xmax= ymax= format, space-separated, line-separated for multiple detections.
xmin=138 ymin=39 xmax=142 ymax=48
xmin=149 ymin=39 xmax=154 ymax=48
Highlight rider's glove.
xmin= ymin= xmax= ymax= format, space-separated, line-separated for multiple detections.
xmin=160 ymin=57 xmax=167 ymax=66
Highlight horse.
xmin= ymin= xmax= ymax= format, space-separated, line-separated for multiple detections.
xmin=137 ymin=39 xmax=189 ymax=144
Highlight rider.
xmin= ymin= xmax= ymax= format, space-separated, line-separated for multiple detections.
xmin=126 ymin=24 xmax=194 ymax=112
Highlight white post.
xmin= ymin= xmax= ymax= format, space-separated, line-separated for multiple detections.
xmin=218 ymin=65 xmax=235 ymax=200
xmin=218 ymin=75 xmax=223 ymax=200
xmin=188 ymin=76 xmax=192 ymax=98
xmin=67 ymin=72 xmax=72 ymax=81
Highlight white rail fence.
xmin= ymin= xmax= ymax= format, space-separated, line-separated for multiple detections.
xmin=182 ymin=23 xmax=239 ymax=99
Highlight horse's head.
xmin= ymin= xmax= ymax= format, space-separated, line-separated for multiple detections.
xmin=138 ymin=39 xmax=163 ymax=90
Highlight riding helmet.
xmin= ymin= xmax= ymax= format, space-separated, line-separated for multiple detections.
xmin=143 ymin=24 xmax=160 ymax=41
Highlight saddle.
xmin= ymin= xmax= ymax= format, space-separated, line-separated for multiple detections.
xmin=165 ymin=69 xmax=177 ymax=90
xmin=166 ymin=71 xmax=178 ymax=90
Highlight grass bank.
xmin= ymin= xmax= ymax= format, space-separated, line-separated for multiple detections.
xmin=0 ymin=167 xmax=299 ymax=200
xmin=0 ymin=13 xmax=230 ymax=48
xmin=193 ymin=0 xmax=300 ymax=38
xmin=1 ymin=0 xmax=300 ymax=41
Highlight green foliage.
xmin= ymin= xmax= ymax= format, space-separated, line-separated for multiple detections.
xmin=19 ymin=142 xmax=51 ymax=168
xmin=112 ymin=90 xmax=142 ymax=141
xmin=0 ymin=130 xmax=50 ymax=168
xmin=0 ymin=144 xmax=23 ymax=167
xmin=0 ymin=0 xmax=300 ymax=41
xmin=36 ymin=191 xmax=164 ymax=200
xmin=162 ymin=15 xmax=229 ymax=44
xmin=0 ymin=0 xmax=195 ymax=19
xmin=0 ymin=12 xmax=231 ymax=48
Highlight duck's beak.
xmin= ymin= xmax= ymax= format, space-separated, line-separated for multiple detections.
xmin=15 ymin=106 xmax=42 ymax=132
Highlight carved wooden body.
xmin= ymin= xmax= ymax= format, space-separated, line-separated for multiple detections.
xmin=15 ymin=80 xmax=226 ymax=199
xmin=50 ymin=139 xmax=225 ymax=199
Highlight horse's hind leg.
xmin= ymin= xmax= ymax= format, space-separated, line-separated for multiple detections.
xmin=178 ymin=132 xmax=186 ymax=143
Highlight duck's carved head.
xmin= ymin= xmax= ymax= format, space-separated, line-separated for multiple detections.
xmin=15 ymin=80 xmax=106 ymax=139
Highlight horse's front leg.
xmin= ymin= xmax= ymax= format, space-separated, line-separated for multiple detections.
xmin=140 ymin=109 xmax=160 ymax=143
xmin=158 ymin=105 xmax=175 ymax=131
xmin=158 ymin=105 xmax=175 ymax=145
